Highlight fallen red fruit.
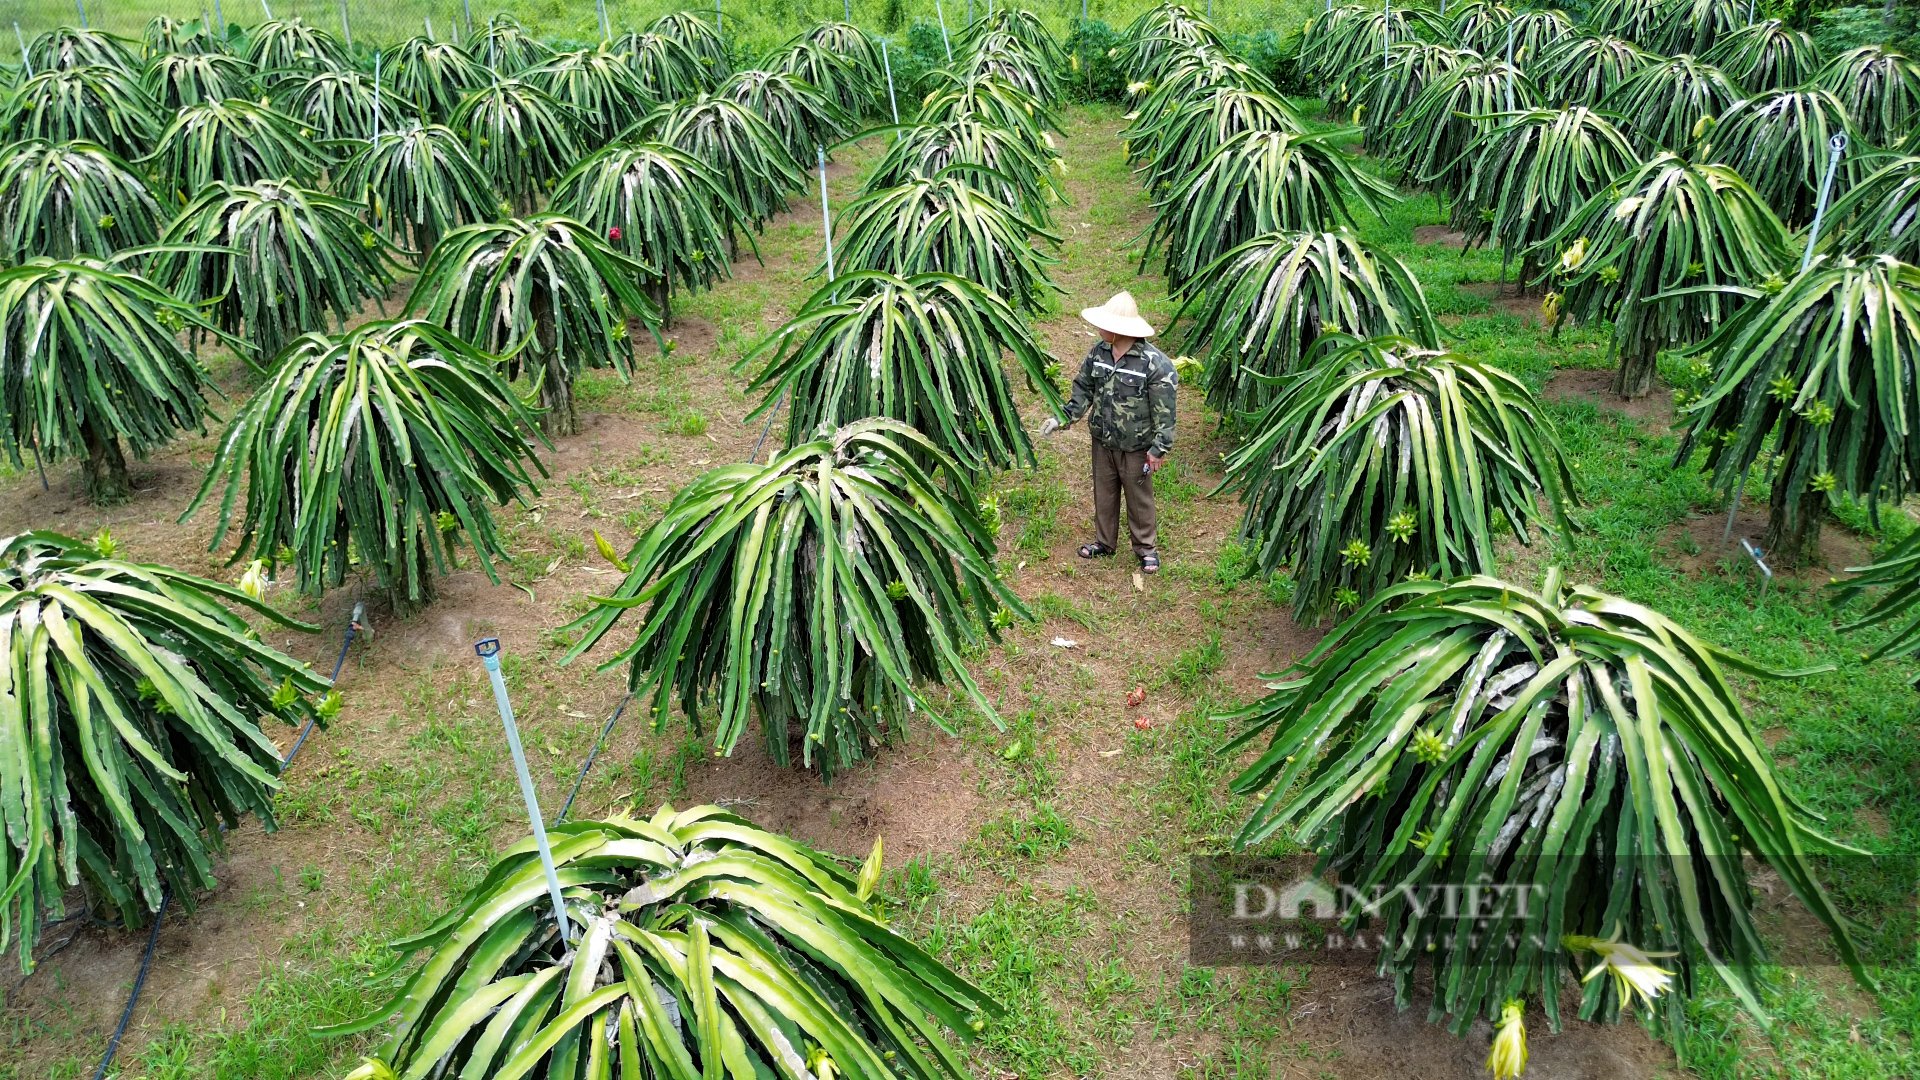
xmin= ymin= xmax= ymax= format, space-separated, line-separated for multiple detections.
xmin=1133 ymin=715 xmax=1153 ymax=731
xmin=1126 ymin=684 xmax=1148 ymax=707
xmin=608 ymin=226 xmax=623 ymax=242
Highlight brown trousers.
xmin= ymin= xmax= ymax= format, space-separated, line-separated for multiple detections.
xmin=1091 ymin=442 xmax=1157 ymax=555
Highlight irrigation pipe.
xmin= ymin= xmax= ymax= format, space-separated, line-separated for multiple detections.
xmin=881 ymin=39 xmax=899 ymax=124
xmin=1802 ymin=133 xmax=1848 ymax=271
xmin=748 ymin=147 xmax=838 ymax=464
xmin=1726 ymin=134 xmax=1848 ymax=538
xmin=554 ymin=693 xmax=634 ymax=825
xmin=91 ymin=605 xmax=363 ymax=1080
xmin=475 ymin=639 xmax=574 ymax=947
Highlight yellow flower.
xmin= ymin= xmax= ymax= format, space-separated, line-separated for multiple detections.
xmin=1126 ymin=80 xmax=1150 ymax=95
xmin=1486 ymin=999 xmax=1528 ymax=1079
xmin=1563 ymin=930 xmax=1676 ymax=1011
xmin=1557 ymin=236 xmax=1588 ymax=275
xmin=238 ymin=559 xmax=269 ymax=602
xmin=1540 ymin=290 xmax=1561 ymax=324
xmin=344 ymin=1059 xmax=398 ymax=1080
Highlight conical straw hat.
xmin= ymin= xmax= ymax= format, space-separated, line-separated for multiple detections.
xmin=1080 ymin=291 xmax=1156 ymax=338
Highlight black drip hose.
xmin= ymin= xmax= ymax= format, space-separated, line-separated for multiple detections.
xmin=91 ymin=606 xmax=362 ymax=1080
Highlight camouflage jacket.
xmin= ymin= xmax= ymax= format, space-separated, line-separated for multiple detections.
xmin=1062 ymin=339 xmax=1178 ymax=455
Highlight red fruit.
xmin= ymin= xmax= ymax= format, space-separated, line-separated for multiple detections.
xmin=1133 ymin=715 xmax=1153 ymax=731
xmin=1125 ymin=684 xmax=1148 ymax=708
xmin=608 ymin=226 xmax=623 ymax=242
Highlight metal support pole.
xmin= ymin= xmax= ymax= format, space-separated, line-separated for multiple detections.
xmin=213 ymin=0 xmax=225 ymax=34
xmin=475 ymin=639 xmax=575 ymax=947
xmin=966 ymin=0 xmax=973 ymax=27
xmin=936 ymin=0 xmax=952 ymax=59
xmin=716 ymin=0 xmax=723 ymax=38
xmin=845 ymin=0 xmax=852 ymax=22
xmin=259 ymin=0 xmax=272 ymax=20
xmin=881 ymin=39 xmax=899 ymax=124
xmin=1724 ymin=459 xmax=1754 ymax=541
xmin=372 ymin=51 xmax=382 ymax=140
xmin=338 ymin=0 xmax=351 ymax=49
xmin=74 ymin=0 xmax=88 ymax=29
xmin=1802 ymin=133 xmax=1848 ymax=271
xmin=424 ymin=14 xmax=434 ymax=39
xmin=462 ymin=0 xmax=474 ymax=39
xmin=819 ymin=146 xmax=836 ymax=280
xmin=596 ymin=0 xmax=611 ymax=41
xmin=1082 ymin=0 xmax=1089 ymax=21
xmin=15 ymin=23 xmax=30 ymax=78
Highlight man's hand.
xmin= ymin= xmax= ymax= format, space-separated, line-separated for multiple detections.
xmin=1037 ymin=417 xmax=1061 ymax=437
xmin=1145 ymin=453 xmax=1168 ymax=474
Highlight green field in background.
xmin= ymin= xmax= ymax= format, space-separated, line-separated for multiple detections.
xmin=2 ymin=0 xmax=1301 ymax=57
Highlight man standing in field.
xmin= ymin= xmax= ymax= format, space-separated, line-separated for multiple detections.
xmin=1038 ymin=291 xmax=1178 ymax=574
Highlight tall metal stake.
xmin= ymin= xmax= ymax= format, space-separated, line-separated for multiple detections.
xmin=1382 ymin=0 xmax=1391 ymax=70
xmin=597 ymin=0 xmax=611 ymax=40
xmin=338 ymin=0 xmax=351 ymax=49
xmin=881 ymin=39 xmax=899 ymax=124
xmin=475 ymin=639 xmax=574 ymax=947
xmin=424 ymin=14 xmax=434 ymax=39
xmin=845 ymin=0 xmax=852 ymax=22
xmin=462 ymin=0 xmax=474 ymax=39
xmin=1802 ymin=133 xmax=1848 ymax=271
xmin=819 ymin=146 xmax=836 ymax=280
xmin=936 ymin=0 xmax=952 ymax=59
xmin=716 ymin=0 xmax=723 ymax=38
xmin=372 ymin=51 xmax=382 ymax=140
xmin=260 ymin=0 xmax=272 ymax=20
xmin=213 ymin=0 xmax=225 ymax=34
xmin=1723 ymin=460 xmax=1755 ymax=541
xmin=74 ymin=0 xmax=87 ymax=29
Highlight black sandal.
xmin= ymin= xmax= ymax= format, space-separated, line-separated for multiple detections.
xmin=1140 ymin=551 xmax=1160 ymax=574
xmin=1078 ymin=542 xmax=1115 ymax=559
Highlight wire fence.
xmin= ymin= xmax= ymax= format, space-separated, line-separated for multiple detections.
xmin=4 ymin=0 xmax=1301 ymax=57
